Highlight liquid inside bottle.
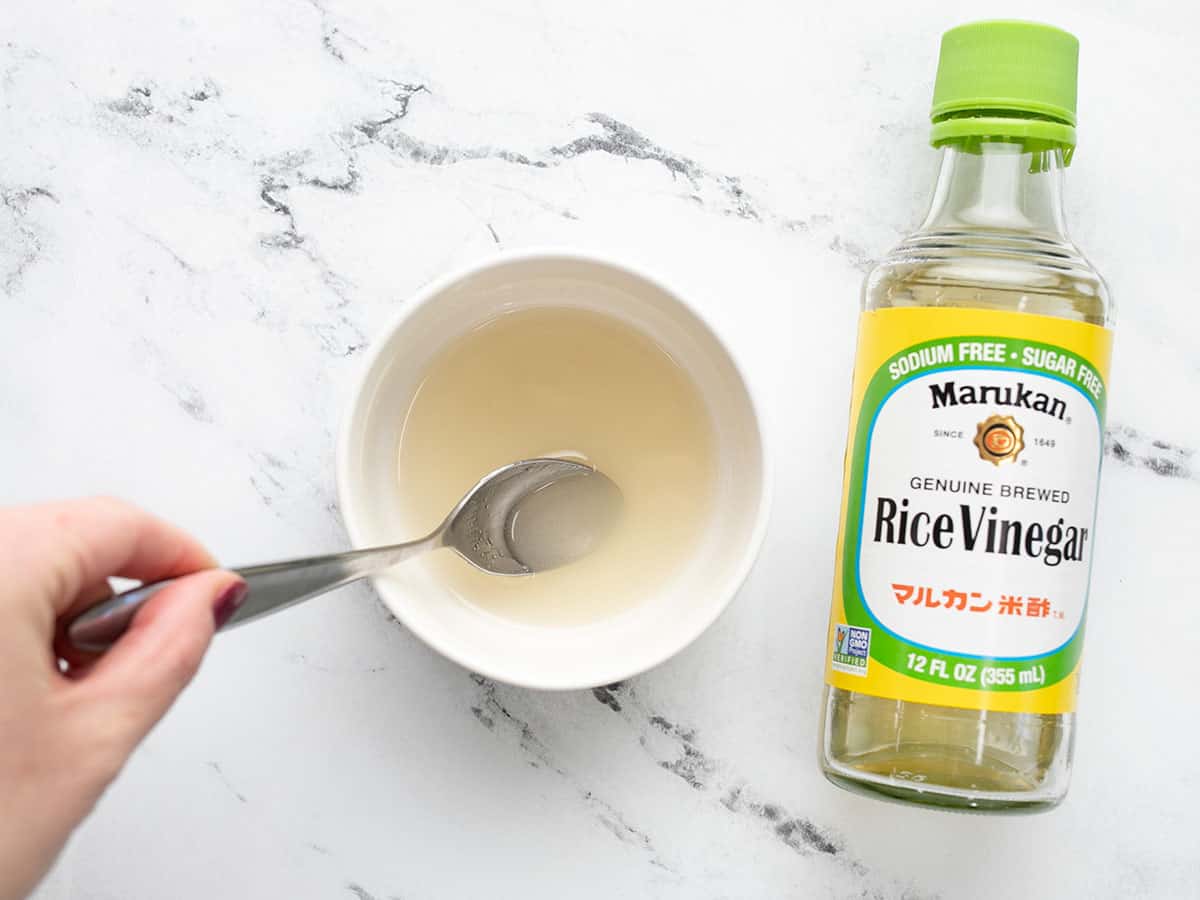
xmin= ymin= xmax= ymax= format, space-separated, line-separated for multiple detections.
xmin=818 ymin=21 xmax=1113 ymax=813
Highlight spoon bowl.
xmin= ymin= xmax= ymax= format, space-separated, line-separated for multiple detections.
xmin=445 ymin=458 xmax=621 ymax=575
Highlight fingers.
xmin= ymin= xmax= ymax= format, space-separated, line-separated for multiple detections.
xmin=69 ymin=570 xmax=245 ymax=759
xmin=0 ymin=497 xmax=216 ymax=618
xmin=57 ymin=579 xmax=120 ymax=630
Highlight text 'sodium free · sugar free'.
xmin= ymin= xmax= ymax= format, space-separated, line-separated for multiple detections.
xmin=819 ymin=21 xmax=1114 ymax=812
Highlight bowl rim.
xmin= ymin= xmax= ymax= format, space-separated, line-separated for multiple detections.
xmin=335 ymin=247 xmax=774 ymax=690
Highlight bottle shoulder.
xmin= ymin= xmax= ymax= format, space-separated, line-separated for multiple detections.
xmin=862 ymin=229 xmax=1113 ymax=328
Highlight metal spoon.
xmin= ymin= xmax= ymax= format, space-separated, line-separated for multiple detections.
xmin=67 ymin=458 xmax=621 ymax=653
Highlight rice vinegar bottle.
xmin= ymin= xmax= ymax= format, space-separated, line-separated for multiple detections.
xmin=819 ymin=21 xmax=1113 ymax=811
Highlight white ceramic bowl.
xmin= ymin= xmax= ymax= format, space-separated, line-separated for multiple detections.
xmin=337 ymin=250 xmax=770 ymax=689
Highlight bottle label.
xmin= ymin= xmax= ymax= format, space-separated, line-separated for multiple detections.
xmin=825 ymin=307 xmax=1112 ymax=714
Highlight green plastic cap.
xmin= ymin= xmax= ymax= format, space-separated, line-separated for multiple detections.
xmin=930 ymin=20 xmax=1079 ymax=152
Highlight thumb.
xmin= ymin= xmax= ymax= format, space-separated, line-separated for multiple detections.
xmin=76 ymin=570 xmax=245 ymax=754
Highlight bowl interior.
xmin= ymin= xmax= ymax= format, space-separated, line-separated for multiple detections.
xmin=338 ymin=254 xmax=767 ymax=689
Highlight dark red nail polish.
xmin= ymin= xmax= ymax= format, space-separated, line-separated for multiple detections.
xmin=213 ymin=581 xmax=248 ymax=629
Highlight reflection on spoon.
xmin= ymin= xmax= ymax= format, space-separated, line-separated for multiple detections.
xmin=507 ymin=467 xmax=623 ymax=572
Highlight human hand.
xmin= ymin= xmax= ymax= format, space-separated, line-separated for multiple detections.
xmin=0 ymin=498 xmax=245 ymax=900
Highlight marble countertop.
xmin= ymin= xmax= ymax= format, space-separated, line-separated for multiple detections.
xmin=5 ymin=1 xmax=1198 ymax=897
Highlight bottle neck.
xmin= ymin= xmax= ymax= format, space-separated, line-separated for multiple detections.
xmin=919 ymin=142 xmax=1070 ymax=239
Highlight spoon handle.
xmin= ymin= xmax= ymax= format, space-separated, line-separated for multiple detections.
xmin=66 ymin=535 xmax=442 ymax=654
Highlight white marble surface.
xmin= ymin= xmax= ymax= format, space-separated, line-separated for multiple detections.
xmin=4 ymin=1 xmax=1199 ymax=897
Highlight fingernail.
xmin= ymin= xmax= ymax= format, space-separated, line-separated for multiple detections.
xmin=213 ymin=581 xmax=248 ymax=629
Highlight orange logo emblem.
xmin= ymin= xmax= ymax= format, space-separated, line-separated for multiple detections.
xmin=974 ymin=415 xmax=1025 ymax=465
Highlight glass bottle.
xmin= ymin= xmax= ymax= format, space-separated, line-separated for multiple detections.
xmin=819 ymin=22 xmax=1113 ymax=812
